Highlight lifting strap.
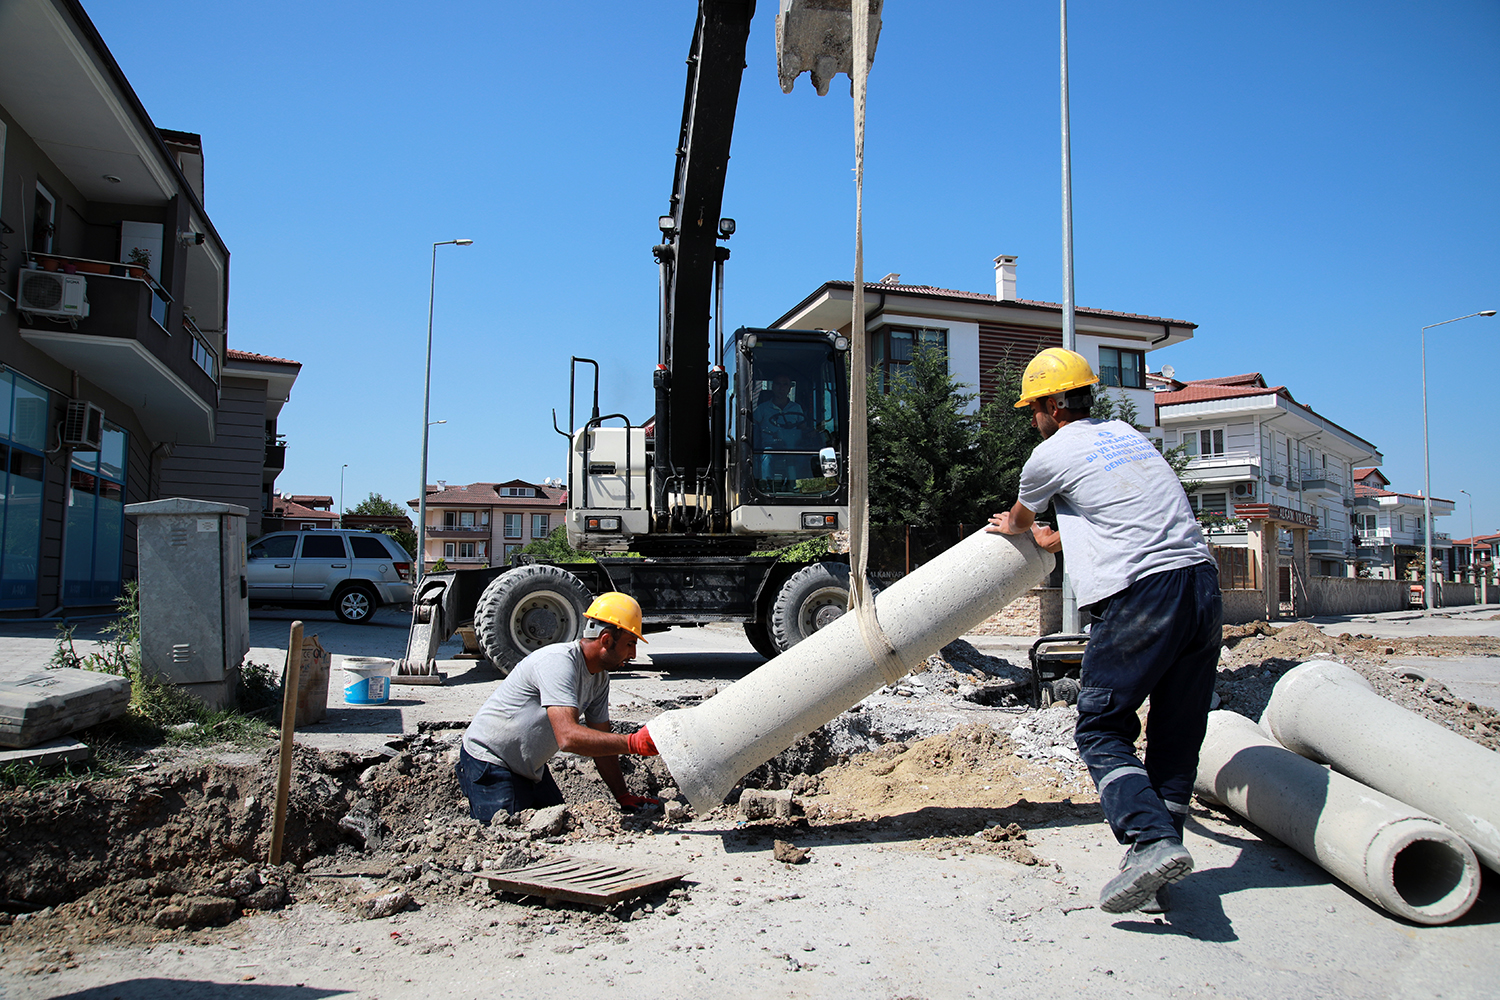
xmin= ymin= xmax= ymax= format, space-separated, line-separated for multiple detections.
xmin=845 ymin=0 xmax=907 ymax=681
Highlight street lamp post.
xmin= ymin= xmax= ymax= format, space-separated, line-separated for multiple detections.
xmin=1459 ymin=488 xmax=1475 ymax=584
xmin=1421 ymin=310 xmax=1496 ymax=612
xmin=340 ymin=463 xmax=348 ymax=522
xmin=419 ymin=239 xmax=473 ymax=582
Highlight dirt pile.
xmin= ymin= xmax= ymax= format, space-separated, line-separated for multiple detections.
xmin=1213 ymin=621 xmax=1500 ymax=751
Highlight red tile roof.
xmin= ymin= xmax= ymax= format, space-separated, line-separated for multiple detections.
xmin=407 ymin=481 xmax=568 ymax=509
xmin=1154 ymin=383 xmax=1285 ymax=406
xmin=809 ymin=281 xmax=1197 ymax=329
xmin=226 ymin=349 xmax=301 ymax=367
xmin=1184 ymin=373 xmax=1265 ymax=387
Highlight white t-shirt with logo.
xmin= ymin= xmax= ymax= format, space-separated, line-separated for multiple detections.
xmin=462 ymin=641 xmax=611 ymax=781
xmin=1017 ymin=418 xmax=1214 ymax=608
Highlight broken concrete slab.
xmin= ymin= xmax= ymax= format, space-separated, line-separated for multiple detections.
xmin=0 ymin=668 xmax=130 ymax=748
xmin=0 ymin=737 xmax=91 ymax=767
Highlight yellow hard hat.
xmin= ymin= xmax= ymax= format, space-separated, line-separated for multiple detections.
xmin=584 ymin=591 xmax=647 ymax=642
xmin=1014 ymin=347 xmax=1100 ymax=408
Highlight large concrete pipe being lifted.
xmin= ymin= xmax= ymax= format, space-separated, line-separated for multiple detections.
xmin=650 ymin=529 xmax=1054 ymax=813
xmin=1195 ymin=710 xmax=1481 ymax=925
xmin=1264 ymin=660 xmax=1500 ymax=872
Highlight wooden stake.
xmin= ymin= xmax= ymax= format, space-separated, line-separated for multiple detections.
xmin=270 ymin=620 xmax=303 ymax=866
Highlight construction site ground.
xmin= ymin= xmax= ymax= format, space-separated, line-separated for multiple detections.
xmin=1 ymin=605 xmax=1498 ymax=999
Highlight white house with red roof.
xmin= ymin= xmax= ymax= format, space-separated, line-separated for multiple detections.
xmin=1154 ymin=373 xmax=1383 ymax=580
xmin=1350 ymin=467 xmax=1457 ymax=581
xmin=771 ymin=255 xmax=1196 ymax=438
xmin=407 ymin=478 xmax=566 ymax=573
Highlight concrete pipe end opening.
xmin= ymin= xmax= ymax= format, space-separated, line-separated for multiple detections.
xmin=1367 ymin=822 xmax=1481 ymax=925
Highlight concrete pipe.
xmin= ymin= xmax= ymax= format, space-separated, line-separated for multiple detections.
xmin=1264 ymin=660 xmax=1500 ymax=872
xmin=650 ymin=529 xmax=1054 ymax=813
xmin=1195 ymin=710 xmax=1480 ymax=925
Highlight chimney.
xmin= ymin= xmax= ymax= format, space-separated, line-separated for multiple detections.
xmin=994 ymin=255 xmax=1018 ymax=301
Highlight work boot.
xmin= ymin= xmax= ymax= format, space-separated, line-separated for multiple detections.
xmin=1139 ymin=883 xmax=1171 ymax=914
xmin=1100 ymin=838 xmax=1192 ymax=914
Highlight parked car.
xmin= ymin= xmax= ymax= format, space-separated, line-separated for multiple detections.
xmin=247 ymin=530 xmax=413 ymax=624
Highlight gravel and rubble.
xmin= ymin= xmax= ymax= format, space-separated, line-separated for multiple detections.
xmin=2 ymin=617 xmax=1498 ymax=995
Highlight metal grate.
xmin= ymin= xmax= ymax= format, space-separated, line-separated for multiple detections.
xmin=482 ymin=856 xmax=688 ymax=906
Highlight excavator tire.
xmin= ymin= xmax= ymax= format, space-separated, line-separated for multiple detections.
xmin=472 ymin=565 xmax=592 ymax=676
xmin=743 ymin=621 xmax=780 ymax=661
xmin=769 ymin=561 xmax=859 ymax=652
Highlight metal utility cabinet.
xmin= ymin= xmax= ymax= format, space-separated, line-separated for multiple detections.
xmin=125 ymin=499 xmax=249 ymax=709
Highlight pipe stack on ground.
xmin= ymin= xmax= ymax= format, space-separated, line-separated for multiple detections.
xmin=1263 ymin=660 xmax=1500 ymax=873
xmin=1195 ymin=709 xmax=1481 ymax=925
xmin=650 ymin=529 xmax=1054 ymax=813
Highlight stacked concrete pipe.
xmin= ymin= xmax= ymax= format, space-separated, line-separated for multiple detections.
xmin=1263 ymin=659 xmax=1500 ymax=872
xmin=1195 ymin=710 xmax=1481 ymax=925
xmin=650 ymin=529 xmax=1054 ymax=813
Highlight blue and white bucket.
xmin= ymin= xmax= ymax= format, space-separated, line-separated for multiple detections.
xmin=342 ymin=657 xmax=394 ymax=705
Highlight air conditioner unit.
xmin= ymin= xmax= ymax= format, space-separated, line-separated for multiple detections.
xmin=63 ymin=400 xmax=104 ymax=450
xmin=1233 ymin=482 xmax=1256 ymax=500
xmin=17 ymin=271 xmax=89 ymax=322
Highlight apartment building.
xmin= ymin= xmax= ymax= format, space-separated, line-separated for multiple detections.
xmin=772 ymin=255 xmax=1196 ymax=436
xmin=0 ymin=0 xmax=232 ymax=614
xmin=1350 ymin=468 xmax=1457 ymax=581
xmin=411 ymin=479 xmax=566 ymax=573
xmin=1154 ymin=373 xmax=1383 ymax=580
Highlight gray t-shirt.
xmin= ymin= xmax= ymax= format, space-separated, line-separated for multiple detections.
xmin=462 ymin=642 xmax=611 ymax=781
xmin=1017 ymin=418 xmax=1214 ymax=608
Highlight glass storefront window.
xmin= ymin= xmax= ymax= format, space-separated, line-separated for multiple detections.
xmin=0 ymin=371 xmax=50 ymax=608
xmin=63 ymin=420 xmax=127 ymax=605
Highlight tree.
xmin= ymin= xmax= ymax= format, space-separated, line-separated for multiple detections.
xmin=347 ymin=492 xmax=417 ymax=558
xmin=520 ymin=525 xmax=594 ymax=563
xmin=866 ymin=346 xmax=1036 ymax=527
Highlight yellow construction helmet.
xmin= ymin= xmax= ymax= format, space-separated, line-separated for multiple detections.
xmin=584 ymin=591 xmax=647 ymax=642
xmin=1014 ymin=347 xmax=1100 ymax=408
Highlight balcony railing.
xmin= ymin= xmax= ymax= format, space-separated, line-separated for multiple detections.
xmin=1185 ymin=448 xmax=1260 ymax=471
xmin=1298 ymin=466 xmax=1346 ymax=495
xmin=428 ymin=524 xmax=490 ymax=535
xmin=264 ymin=443 xmax=286 ymax=471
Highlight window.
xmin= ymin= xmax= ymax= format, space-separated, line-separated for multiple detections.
xmin=63 ymin=420 xmax=128 ymax=605
xmin=1098 ymin=347 xmax=1145 ymax=389
xmin=32 ymin=183 xmax=56 ymax=254
xmin=300 ymin=535 xmax=347 ymax=558
xmin=1191 ymin=492 xmax=1228 ymax=516
xmin=444 ymin=542 xmax=455 ymax=558
xmin=251 ymin=535 xmax=297 ymax=559
xmin=532 ymin=513 xmax=549 ymax=538
xmin=870 ymin=326 xmax=946 ymax=391
xmin=501 ymin=487 xmax=534 ymax=497
xmin=458 ymin=541 xmax=476 ymax=558
xmin=0 ymin=370 xmax=49 ymax=608
xmin=349 ymin=536 xmax=391 ymax=559
xmin=503 ymin=513 xmax=522 ymax=539
xmin=504 ymin=543 xmax=520 ymax=560
xmin=1182 ymin=428 xmax=1225 ymax=458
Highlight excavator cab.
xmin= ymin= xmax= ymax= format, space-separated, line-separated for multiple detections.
xmin=728 ymin=327 xmax=848 ymax=533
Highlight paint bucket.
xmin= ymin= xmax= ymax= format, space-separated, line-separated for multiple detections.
xmin=342 ymin=657 xmax=394 ymax=705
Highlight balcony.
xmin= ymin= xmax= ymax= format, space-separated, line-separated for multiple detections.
xmin=1298 ymin=466 xmax=1346 ymax=497
xmin=1309 ymin=528 xmax=1349 ymax=554
xmin=428 ymin=524 xmax=490 ymax=537
xmin=264 ymin=443 xmax=286 ymax=472
xmin=1184 ymin=449 xmax=1261 ymax=483
xmin=16 ymin=255 xmax=216 ymax=443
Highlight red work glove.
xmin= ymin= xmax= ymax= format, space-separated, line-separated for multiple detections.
xmin=626 ymin=726 xmax=658 ymax=756
xmin=617 ymin=793 xmax=660 ymax=811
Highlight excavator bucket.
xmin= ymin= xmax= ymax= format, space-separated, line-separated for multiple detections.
xmin=775 ymin=0 xmax=883 ymax=96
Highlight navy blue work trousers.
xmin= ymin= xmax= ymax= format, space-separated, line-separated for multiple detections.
xmin=1074 ymin=561 xmax=1222 ymax=846
xmin=456 ymin=745 xmax=564 ymax=824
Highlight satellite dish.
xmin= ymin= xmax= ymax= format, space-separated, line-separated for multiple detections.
xmin=1161 ymin=365 xmax=1176 ymax=380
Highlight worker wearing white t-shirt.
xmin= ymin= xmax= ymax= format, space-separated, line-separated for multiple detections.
xmin=989 ymin=348 xmax=1221 ymax=915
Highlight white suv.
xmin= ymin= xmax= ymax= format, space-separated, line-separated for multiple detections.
xmin=247 ymin=529 xmax=414 ymax=624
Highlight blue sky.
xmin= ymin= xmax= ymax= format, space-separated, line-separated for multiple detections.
xmin=88 ymin=2 xmax=1499 ymax=534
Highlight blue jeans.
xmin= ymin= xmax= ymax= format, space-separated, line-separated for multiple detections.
xmin=1074 ymin=562 xmax=1222 ymax=846
xmin=456 ymin=745 xmax=564 ymax=823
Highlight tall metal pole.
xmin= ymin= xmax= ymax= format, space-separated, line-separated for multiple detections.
xmin=340 ymin=463 xmax=348 ymax=521
xmin=1460 ymin=489 xmax=1474 ymax=583
xmin=1420 ymin=310 xmax=1495 ymax=612
xmin=1059 ymin=0 xmax=1076 ymax=354
xmin=419 ymin=239 xmax=473 ymax=582
xmin=1059 ymin=0 xmax=1079 ymax=633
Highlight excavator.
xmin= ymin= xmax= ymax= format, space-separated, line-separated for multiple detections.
xmin=400 ymin=1 xmax=883 ymax=675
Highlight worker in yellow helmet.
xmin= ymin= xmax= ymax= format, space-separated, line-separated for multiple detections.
xmin=989 ymin=347 xmax=1220 ymax=915
xmin=457 ymin=592 xmax=661 ymax=820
